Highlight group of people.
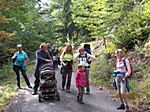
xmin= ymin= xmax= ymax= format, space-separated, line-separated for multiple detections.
xmin=12 ymin=43 xmax=96 ymax=103
xmin=12 ymin=43 xmax=132 ymax=111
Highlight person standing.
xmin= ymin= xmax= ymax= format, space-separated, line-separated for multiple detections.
xmin=114 ymin=49 xmax=131 ymax=112
xmin=32 ymin=43 xmax=52 ymax=95
xmin=51 ymin=45 xmax=59 ymax=69
xmin=60 ymin=44 xmax=74 ymax=93
xmin=75 ymin=48 xmax=96 ymax=94
xmin=76 ymin=64 xmax=86 ymax=104
xmin=12 ymin=44 xmax=32 ymax=89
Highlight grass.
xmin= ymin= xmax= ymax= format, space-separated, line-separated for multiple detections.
xmin=0 ymin=63 xmax=34 ymax=111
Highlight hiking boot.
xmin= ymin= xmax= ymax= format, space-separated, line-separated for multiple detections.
xmin=117 ymin=104 xmax=125 ymax=110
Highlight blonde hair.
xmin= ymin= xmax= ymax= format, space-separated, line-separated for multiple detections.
xmin=64 ymin=44 xmax=73 ymax=55
xmin=115 ymin=49 xmax=125 ymax=59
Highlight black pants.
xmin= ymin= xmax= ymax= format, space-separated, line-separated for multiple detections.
xmin=13 ymin=65 xmax=31 ymax=88
xmin=62 ymin=67 xmax=72 ymax=90
xmin=77 ymin=87 xmax=84 ymax=102
xmin=33 ymin=67 xmax=40 ymax=92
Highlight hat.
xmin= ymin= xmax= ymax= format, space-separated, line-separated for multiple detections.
xmin=17 ymin=44 xmax=22 ymax=48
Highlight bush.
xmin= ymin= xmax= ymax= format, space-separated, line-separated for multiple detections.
xmin=90 ymin=52 xmax=114 ymax=86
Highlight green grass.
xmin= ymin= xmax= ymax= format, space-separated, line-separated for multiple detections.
xmin=0 ymin=64 xmax=34 ymax=111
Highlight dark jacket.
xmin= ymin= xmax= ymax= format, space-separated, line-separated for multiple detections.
xmin=35 ymin=50 xmax=51 ymax=68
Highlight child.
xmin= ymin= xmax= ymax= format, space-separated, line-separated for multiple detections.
xmin=75 ymin=63 xmax=86 ymax=104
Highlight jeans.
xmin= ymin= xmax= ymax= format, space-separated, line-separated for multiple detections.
xmin=13 ymin=65 xmax=31 ymax=88
xmin=33 ymin=66 xmax=40 ymax=92
xmin=61 ymin=67 xmax=72 ymax=90
xmin=85 ymin=67 xmax=90 ymax=92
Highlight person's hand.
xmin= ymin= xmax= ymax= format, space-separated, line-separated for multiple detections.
xmin=45 ymin=59 xmax=51 ymax=62
xmin=117 ymin=74 xmax=122 ymax=77
xmin=63 ymin=63 xmax=66 ymax=66
xmin=122 ymin=77 xmax=125 ymax=83
xmin=88 ymin=58 xmax=92 ymax=61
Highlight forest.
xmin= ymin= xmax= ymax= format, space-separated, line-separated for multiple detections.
xmin=0 ymin=0 xmax=150 ymax=111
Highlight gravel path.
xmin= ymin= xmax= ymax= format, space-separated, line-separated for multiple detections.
xmin=5 ymin=68 xmax=124 ymax=112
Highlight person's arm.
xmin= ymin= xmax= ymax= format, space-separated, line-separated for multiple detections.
xmin=87 ymin=53 xmax=96 ymax=61
xmin=36 ymin=50 xmax=50 ymax=62
xmin=74 ymin=53 xmax=79 ymax=63
xmin=60 ymin=51 xmax=66 ymax=66
xmin=24 ymin=52 xmax=29 ymax=70
xmin=36 ymin=50 xmax=46 ymax=61
xmin=72 ymin=60 xmax=75 ymax=72
xmin=75 ymin=72 xmax=79 ymax=87
xmin=25 ymin=58 xmax=28 ymax=70
xmin=12 ymin=52 xmax=18 ymax=59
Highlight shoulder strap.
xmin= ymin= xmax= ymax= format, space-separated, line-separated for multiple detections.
xmin=85 ymin=53 xmax=88 ymax=58
xmin=123 ymin=59 xmax=128 ymax=71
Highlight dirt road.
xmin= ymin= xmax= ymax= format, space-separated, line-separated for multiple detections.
xmin=5 ymin=68 xmax=124 ymax=112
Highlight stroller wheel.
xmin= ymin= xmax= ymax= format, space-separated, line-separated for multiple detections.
xmin=39 ymin=93 xmax=42 ymax=102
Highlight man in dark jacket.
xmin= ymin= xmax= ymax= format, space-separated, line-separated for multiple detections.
xmin=32 ymin=43 xmax=52 ymax=95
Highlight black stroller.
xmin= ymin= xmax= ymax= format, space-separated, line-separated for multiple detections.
xmin=38 ymin=63 xmax=60 ymax=102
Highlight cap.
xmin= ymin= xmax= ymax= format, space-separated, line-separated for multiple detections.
xmin=17 ymin=44 xmax=22 ymax=48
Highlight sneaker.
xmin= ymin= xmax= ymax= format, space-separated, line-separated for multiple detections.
xmin=86 ymin=92 xmax=90 ymax=94
xmin=67 ymin=89 xmax=70 ymax=93
xmin=117 ymin=104 xmax=125 ymax=110
xmin=62 ymin=88 xmax=65 ymax=91
xmin=32 ymin=92 xmax=37 ymax=95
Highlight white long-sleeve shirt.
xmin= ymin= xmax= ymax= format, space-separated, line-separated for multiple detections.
xmin=75 ymin=52 xmax=96 ymax=67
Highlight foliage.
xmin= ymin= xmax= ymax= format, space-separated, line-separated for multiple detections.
xmin=72 ymin=0 xmax=150 ymax=50
xmin=90 ymin=52 xmax=113 ymax=84
xmin=0 ymin=64 xmax=34 ymax=111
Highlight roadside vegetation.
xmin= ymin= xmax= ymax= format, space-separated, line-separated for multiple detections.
xmin=90 ymin=40 xmax=150 ymax=111
xmin=0 ymin=64 xmax=34 ymax=111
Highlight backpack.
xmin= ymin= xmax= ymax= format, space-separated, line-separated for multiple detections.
xmin=84 ymin=44 xmax=91 ymax=54
xmin=79 ymin=53 xmax=91 ymax=64
xmin=123 ymin=59 xmax=133 ymax=78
